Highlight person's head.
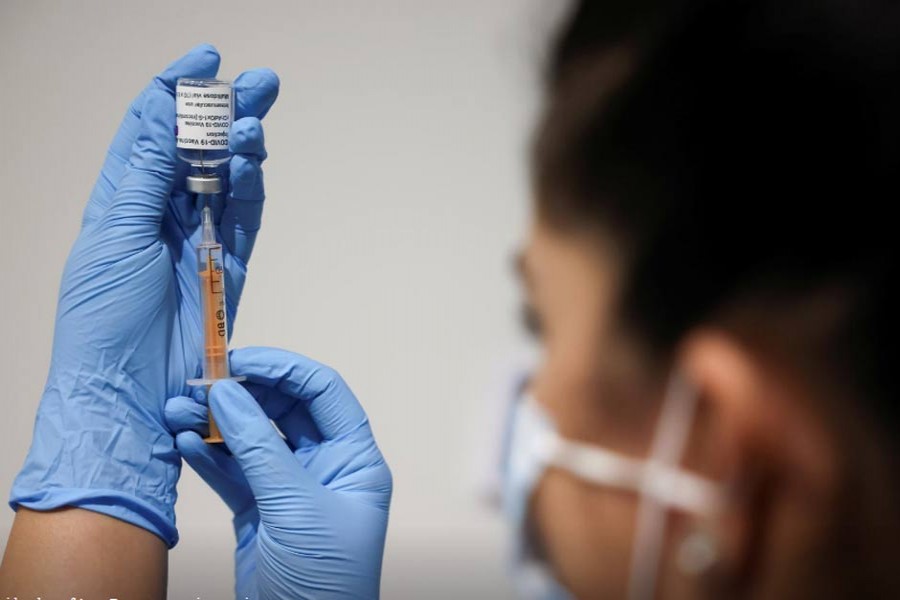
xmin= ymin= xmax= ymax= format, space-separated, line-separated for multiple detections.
xmin=517 ymin=0 xmax=900 ymax=597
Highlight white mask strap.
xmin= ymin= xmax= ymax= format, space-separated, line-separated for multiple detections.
xmin=516 ymin=375 xmax=720 ymax=600
xmin=534 ymin=429 xmax=720 ymax=515
xmin=628 ymin=373 xmax=708 ymax=600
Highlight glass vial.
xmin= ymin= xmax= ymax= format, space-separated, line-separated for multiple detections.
xmin=175 ymin=78 xmax=234 ymax=171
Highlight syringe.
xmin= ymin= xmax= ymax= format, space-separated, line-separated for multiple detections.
xmin=187 ymin=201 xmax=245 ymax=443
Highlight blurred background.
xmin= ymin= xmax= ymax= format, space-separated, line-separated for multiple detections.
xmin=0 ymin=0 xmax=569 ymax=596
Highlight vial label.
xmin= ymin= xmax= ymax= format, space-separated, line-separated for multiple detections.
xmin=176 ymin=85 xmax=232 ymax=150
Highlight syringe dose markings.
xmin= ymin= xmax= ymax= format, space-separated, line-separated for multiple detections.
xmin=199 ymin=246 xmax=229 ymax=380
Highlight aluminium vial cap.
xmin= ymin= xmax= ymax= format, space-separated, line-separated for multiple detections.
xmin=186 ymin=174 xmax=223 ymax=194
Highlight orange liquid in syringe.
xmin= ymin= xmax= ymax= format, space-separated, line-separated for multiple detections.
xmin=199 ymin=252 xmax=229 ymax=380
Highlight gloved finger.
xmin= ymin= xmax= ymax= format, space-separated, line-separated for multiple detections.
xmin=234 ymin=68 xmax=280 ymax=121
xmin=83 ymin=44 xmax=220 ymax=228
xmin=229 ymin=347 xmax=369 ymax=441
xmin=192 ymin=380 xmax=322 ymax=450
xmin=167 ymin=188 xmax=198 ymax=230
xmin=221 ymin=118 xmax=266 ymax=264
xmin=100 ymin=89 xmax=176 ymax=249
xmin=209 ymin=380 xmax=321 ymax=514
xmin=164 ymin=395 xmax=210 ymax=437
xmin=175 ymin=430 xmax=255 ymax=516
xmin=230 ymin=118 xmax=267 ymax=159
xmin=243 ymin=382 xmax=324 ymax=450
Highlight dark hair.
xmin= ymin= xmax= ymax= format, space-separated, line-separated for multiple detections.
xmin=534 ymin=0 xmax=897 ymax=426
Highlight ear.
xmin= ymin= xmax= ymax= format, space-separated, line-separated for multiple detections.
xmin=670 ymin=328 xmax=839 ymax=593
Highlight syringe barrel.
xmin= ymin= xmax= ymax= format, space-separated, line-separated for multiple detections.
xmin=187 ymin=206 xmax=243 ymax=444
xmin=198 ymin=242 xmax=230 ymax=381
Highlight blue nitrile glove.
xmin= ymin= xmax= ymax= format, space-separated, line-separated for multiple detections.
xmin=164 ymin=347 xmax=393 ymax=599
xmin=9 ymin=45 xmax=280 ymax=547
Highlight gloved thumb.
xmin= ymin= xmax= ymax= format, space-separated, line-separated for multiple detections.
xmin=164 ymin=394 xmax=255 ymax=517
xmin=102 ymin=88 xmax=177 ymax=248
xmin=209 ymin=379 xmax=320 ymax=520
xmin=175 ymin=429 xmax=256 ymax=517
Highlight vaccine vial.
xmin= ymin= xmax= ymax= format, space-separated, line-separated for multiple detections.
xmin=176 ymin=78 xmax=234 ymax=193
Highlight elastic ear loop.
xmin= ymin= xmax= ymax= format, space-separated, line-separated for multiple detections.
xmin=627 ymin=373 xmax=715 ymax=600
xmin=528 ymin=377 xmax=722 ymax=598
xmin=524 ymin=379 xmax=721 ymax=599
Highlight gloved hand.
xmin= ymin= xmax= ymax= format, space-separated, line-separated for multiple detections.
xmin=164 ymin=347 xmax=393 ymax=600
xmin=9 ymin=45 xmax=280 ymax=547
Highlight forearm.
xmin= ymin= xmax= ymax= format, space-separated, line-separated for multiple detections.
xmin=0 ymin=507 xmax=167 ymax=599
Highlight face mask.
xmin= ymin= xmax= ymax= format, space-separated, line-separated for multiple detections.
xmin=500 ymin=382 xmax=575 ymax=600
xmin=500 ymin=374 xmax=724 ymax=600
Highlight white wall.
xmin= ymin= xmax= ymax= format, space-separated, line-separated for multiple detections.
xmin=0 ymin=1 xmax=567 ymax=596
